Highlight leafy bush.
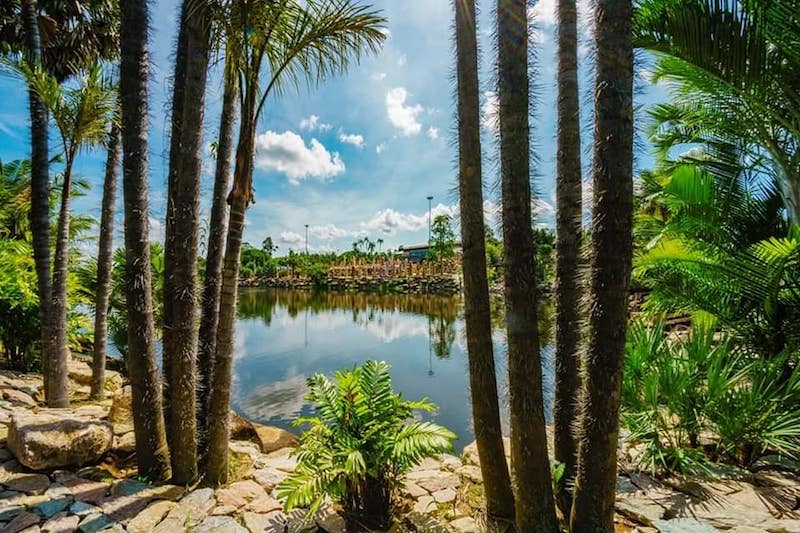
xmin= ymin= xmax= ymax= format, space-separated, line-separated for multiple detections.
xmin=277 ymin=360 xmax=456 ymax=529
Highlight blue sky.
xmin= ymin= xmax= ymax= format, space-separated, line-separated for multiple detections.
xmin=0 ymin=0 xmax=669 ymax=254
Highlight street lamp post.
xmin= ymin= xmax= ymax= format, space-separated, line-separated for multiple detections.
xmin=304 ymin=224 xmax=309 ymax=254
xmin=426 ymin=195 xmax=433 ymax=247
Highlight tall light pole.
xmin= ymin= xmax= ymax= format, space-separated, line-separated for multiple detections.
xmin=426 ymin=195 xmax=433 ymax=246
xmin=304 ymin=224 xmax=309 ymax=254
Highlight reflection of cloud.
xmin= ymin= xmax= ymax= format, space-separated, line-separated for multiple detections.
xmin=359 ymin=314 xmax=430 ymax=343
xmin=238 ymin=372 xmax=308 ymax=422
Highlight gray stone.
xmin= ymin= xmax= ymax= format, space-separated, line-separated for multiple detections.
xmin=69 ymin=501 xmax=100 ymax=516
xmin=4 ymin=512 xmax=40 ymax=533
xmin=155 ymin=487 xmax=215 ymax=530
xmin=652 ymin=518 xmax=720 ymax=532
xmin=126 ymin=500 xmax=175 ymax=533
xmin=431 ymin=487 xmax=456 ymax=504
xmin=413 ymin=495 xmax=436 ymax=514
xmin=409 ymin=471 xmax=459 ymax=493
xmin=241 ymin=511 xmax=286 ymax=533
xmin=62 ymin=478 xmax=110 ymax=505
xmin=215 ymin=480 xmax=264 ymax=509
xmin=316 ymin=510 xmax=346 ymax=533
xmin=455 ymin=465 xmax=482 ymax=483
xmin=41 ymin=512 xmax=80 ymax=533
xmin=2 ymin=389 xmax=36 ymax=408
xmin=402 ymin=480 xmax=428 ymax=498
xmin=405 ymin=511 xmax=448 ymax=532
xmin=449 ymin=516 xmax=479 ymax=533
xmin=32 ymin=484 xmax=73 ymax=518
xmin=77 ymin=513 xmax=113 ymax=533
xmin=251 ymin=468 xmax=289 ymax=491
xmin=5 ymin=473 xmax=51 ymax=495
xmin=100 ymin=493 xmax=151 ymax=523
xmin=194 ymin=515 xmax=248 ymax=533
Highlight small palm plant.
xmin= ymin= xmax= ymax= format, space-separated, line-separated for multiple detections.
xmin=277 ymin=360 xmax=457 ymax=530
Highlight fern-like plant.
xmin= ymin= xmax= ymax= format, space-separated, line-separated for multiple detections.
xmin=276 ymin=360 xmax=457 ymax=530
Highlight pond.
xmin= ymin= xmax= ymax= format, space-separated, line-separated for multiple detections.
xmin=231 ymin=288 xmax=555 ymax=451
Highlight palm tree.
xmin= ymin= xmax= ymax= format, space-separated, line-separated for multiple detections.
xmin=90 ymin=122 xmax=120 ymax=400
xmin=569 ymin=0 xmax=634 ymax=529
xmin=204 ymin=0 xmax=386 ymax=486
xmin=553 ymin=0 xmax=582 ymax=513
xmin=119 ymin=0 xmax=171 ymax=481
xmin=454 ymin=0 xmax=515 ymax=528
xmin=162 ymin=0 xmax=212 ymax=485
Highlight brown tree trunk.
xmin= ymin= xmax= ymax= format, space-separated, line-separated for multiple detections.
xmin=22 ymin=0 xmax=54 ymax=394
xmin=197 ymin=59 xmax=237 ymax=446
xmin=91 ymin=124 xmax=121 ymax=400
xmin=569 ymin=0 xmax=633 ymax=529
xmin=204 ymin=108 xmax=255 ymax=486
xmin=454 ymin=0 xmax=516 ymax=528
xmin=162 ymin=0 xmax=210 ymax=485
xmin=119 ymin=0 xmax=171 ymax=482
xmin=47 ymin=152 xmax=74 ymax=408
xmin=553 ymin=0 xmax=582 ymax=514
xmin=496 ymin=0 xmax=557 ymax=530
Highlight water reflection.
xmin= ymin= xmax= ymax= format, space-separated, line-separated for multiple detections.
xmin=233 ymin=288 xmax=553 ymax=450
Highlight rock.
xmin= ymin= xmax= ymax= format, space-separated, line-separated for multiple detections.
xmin=402 ymin=480 xmax=428 ymax=498
xmin=69 ymin=501 xmax=100 ymax=516
xmin=227 ymin=441 xmax=256 ymax=480
xmin=251 ymin=468 xmax=289 ymax=491
xmin=126 ymin=500 xmax=175 ymax=533
xmin=241 ymin=510 xmax=286 ymax=533
xmin=0 ymin=459 xmax=22 ymax=483
xmin=41 ymin=512 xmax=79 ymax=533
xmin=211 ymin=504 xmax=238 ymax=516
xmin=652 ymin=518 xmax=720 ymax=532
xmin=77 ymin=512 xmax=112 ymax=533
xmin=413 ymin=495 xmax=436 ymax=514
xmin=215 ymin=480 xmax=265 ymax=508
xmin=107 ymin=387 xmax=131 ymax=426
xmin=438 ymin=454 xmax=462 ymax=471
xmin=431 ymin=487 xmax=456 ymax=504
xmin=153 ymin=487 xmax=215 ymax=531
xmin=4 ymin=473 xmax=51 ymax=495
xmin=100 ymin=493 xmax=151 ymax=522
xmin=62 ymin=478 xmax=110 ymax=505
xmin=4 ymin=511 xmax=40 ymax=533
xmin=243 ymin=494 xmax=282 ymax=513
xmin=462 ymin=437 xmax=510 ymax=467
xmin=405 ymin=511 xmax=448 ymax=532
xmin=252 ymin=425 xmax=299 ymax=454
xmin=260 ymin=450 xmax=297 ymax=473
xmin=2 ymin=390 xmax=36 ymax=408
xmin=0 ymin=490 xmax=24 ymax=520
xmin=8 ymin=412 xmax=112 ymax=470
xmin=455 ymin=465 xmax=482 ymax=483
xmin=449 ymin=516 xmax=479 ymax=533
xmin=316 ymin=510 xmax=347 ymax=533
xmin=67 ymin=361 xmax=93 ymax=385
xmin=111 ymin=432 xmax=135 ymax=454
xmin=110 ymin=478 xmax=148 ymax=497
xmin=194 ymin=516 xmax=248 ymax=533
xmin=33 ymin=484 xmax=73 ymax=517
xmin=407 ymin=471 xmax=460 ymax=493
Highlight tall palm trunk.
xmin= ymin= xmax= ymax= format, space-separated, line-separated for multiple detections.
xmin=47 ymin=149 xmax=75 ymax=408
xmin=119 ymin=0 xmax=171 ymax=482
xmin=553 ymin=0 xmax=582 ymax=513
xmin=496 ymin=0 xmax=557 ymax=530
xmin=454 ymin=0 xmax=515 ymax=528
xmin=22 ymin=0 xmax=54 ymax=394
xmin=569 ymin=0 xmax=633 ymax=529
xmin=162 ymin=0 xmax=210 ymax=485
xmin=205 ymin=99 xmax=255 ymax=486
xmin=197 ymin=60 xmax=237 ymax=443
xmin=91 ymin=124 xmax=121 ymax=400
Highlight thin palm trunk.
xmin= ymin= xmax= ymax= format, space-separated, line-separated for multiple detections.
xmin=197 ymin=60 xmax=237 ymax=445
xmin=496 ymin=0 xmax=557 ymax=530
xmin=119 ymin=0 xmax=171 ymax=482
xmin=91 ymin=124 xmax=121 ymax=400
xmin=553 ymin=0 xmax=582 ymax=513
xmin=205 ymin=104 xmax=255 ymax=486
xmin=569 ymin=0 xmax=633 ymax=529
xmin=162 ymin=0 xmax=210 ymax=485
xmin=47 ymin=151 xmax=74 ymax=408
xmin=454 ymin=0 xmax=515 ymax=528
xmin=22 ymin=0 xmax=54 ymax=395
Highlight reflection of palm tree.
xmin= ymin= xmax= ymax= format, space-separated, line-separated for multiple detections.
xmin=429 ymin=313 xmax=456 ymax=359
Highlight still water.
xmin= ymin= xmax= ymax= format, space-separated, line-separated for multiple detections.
xmin=231 ymin=288 xmax=554 ymax=451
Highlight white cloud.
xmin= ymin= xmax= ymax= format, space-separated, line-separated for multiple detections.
xmin=386 ymin=87 xmax=424 ymax=136
xmin=533 ymin=198 xmax=555 ymax=217
xmin=375 ymin=143 xmax=386 ymax=154
xmin=338 ymin=132 xmax=365 ymax=149
xmin=371 ymin=72 xmax=387 ymax=81
xmin=481 ymin=91 xmax=499 ymax=134
xmin=299 ymin=114 xmax=332 ymax=132
xmin=528 ymin=0 xmax=556 ymax=26
xmin=397 ymin=53 xmax=407 ymax=67
xmin=309 ymin=223 xmax=363 ymax=241
xmin=360 ymin=203 xmax=457 ymax=235
xmin=279 ymin=231 xmax=304 ymax=246
xmin=254 ymin=130 xmax=345 ymax=184
xmin=427 ymin=127 xmax=439 ymax=140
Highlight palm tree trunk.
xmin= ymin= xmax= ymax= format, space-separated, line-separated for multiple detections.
xmin=22 ymin=0 xmax=53 ymax=394
xmin=205 ymin=108 xmax=255 ymax=486
xmin=197 ymin=59 xmax=237 ymax=445
xmin=47 ymin=153 xmax=74 ymax=408
xmin=553 ymin=0 xmax=582 ymax=513
xmin=454 ymin=0 xmax=515 ymax=528
xmin=162 ymin=0 xmax=210 ymax=485
xmin=90 ymin=125 xmax=121 ymax=400
xmin=496 ymin=0 xmax=557 ymax=530
xmin=119 ymin=0 xmax=171 ymax=482
xmin=569 ymin=0 xmax=633 ymax=529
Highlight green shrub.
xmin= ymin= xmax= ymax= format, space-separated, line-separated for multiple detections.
xmin=277 ymin=360 xmax=456 ymax=529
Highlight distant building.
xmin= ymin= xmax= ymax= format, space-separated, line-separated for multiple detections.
xmin=399 ymin=243 xmax=462 ymax=262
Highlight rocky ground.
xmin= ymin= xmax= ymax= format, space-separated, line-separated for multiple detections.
xmin=0 ymin=367 xmax=798 ymax=532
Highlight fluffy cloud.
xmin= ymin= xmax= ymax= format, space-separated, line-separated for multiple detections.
xmin=371 ymin=72 xmax=387 ymax=81
xmin=375 ymin=143 xmax=386 ymax=154
xmin=338 ymin=132 xmax=365 ymax=149
xmin=481 ymin=91 xmax=499 ymax=134
xmin=386 ymin=87 xmax=424 ymax=136
xmin=254 ymin=131 xmax=345 ymax=184
xmin=299 ymin=114 xmax=332 ymax=132
xmin=279 ymin=231 xmax=304 ymax=246
xmin=427 ymin=127 xmax=439 ymax=140
xmin=360 ymin=203 xmax=457 ymax=235
xmin=309 ymin=223 xmax=363 ymax=241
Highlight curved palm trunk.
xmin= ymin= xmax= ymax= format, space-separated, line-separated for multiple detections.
xmin=91 ymin=125 xmax=121 ymax=400
xmin=197 ymin=61 xmax=237 ymax=445
xmin=454 ymin=0 xmax=515 ymax=527
xmin=553 ymin=0 xmax=582 ymax=513
xmin=47 ymin=152 xmax=75 ymax=408
xmin=569 ymin=0 xmax=633 ymax=529
xmin=119 ymin=0 xmax=171 ymax=482
xmin=205 ymin=107 xmax=255 ymax=486
xmin=22 ymin=0 xmax=54 ymax=394
xmin=496 ymin=0 xmax=557 ymax=530
xmin=162 ymin=0 xmax=210 ymax=485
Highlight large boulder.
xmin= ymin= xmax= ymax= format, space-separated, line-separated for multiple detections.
xmin=68 ymin=360 xmax=123 ymax=399
xmin=108 ymin=386 xmax=132 ymax=426
xmin=229 ymin=412 xmax=299 ymax=454
xmin=7 ymin=411 xmax=113 ymax=470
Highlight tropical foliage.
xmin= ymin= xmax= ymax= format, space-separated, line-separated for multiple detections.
xmin=277 ymin=360 xmax=456 ymax=529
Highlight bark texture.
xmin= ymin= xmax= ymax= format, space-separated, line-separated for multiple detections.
xmin=162 ymin=0 xmax=210 ymax=485
xmin=91 ymin=125 xmax=121 ymax=400
xmin=496 ymin=0 xmax=558 ymax=530
xmin=569 ymin=0 xmax=633 ymax=529
xmin=119 ymin=0 xmax=171 ymax=481
xmin=454 ymin=0 xmax=516 ymax=528
xmin=553 ymin=0 xmax=583 ymax=513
